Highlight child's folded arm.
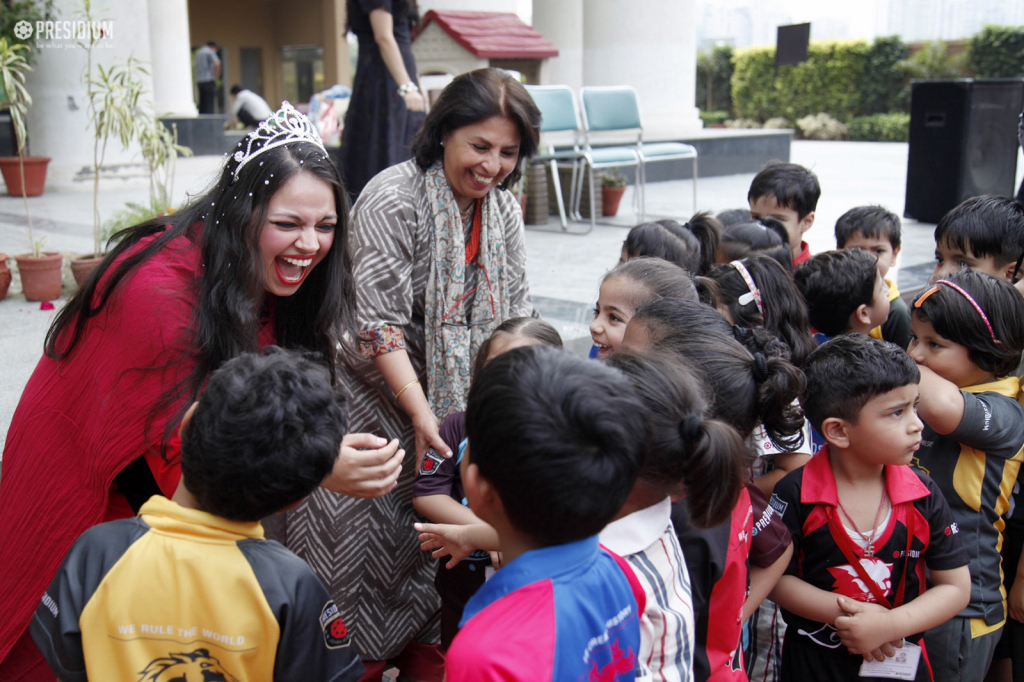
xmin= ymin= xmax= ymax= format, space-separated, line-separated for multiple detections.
xmin=915 ymin=365 xmax=967 ymax=435
xmin=835 ymin=565 xmax=970 ymax=657
xmin=744 ymin=542 xmax=793 ymax=623
xmin=413 ymin=494 xmax=483 ymax=526
xmin=769 ymin=574 xmax=850 ymax=625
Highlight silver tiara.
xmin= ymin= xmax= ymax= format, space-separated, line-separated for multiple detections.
xmin=230 ymin=101 xmax=327 ymax=181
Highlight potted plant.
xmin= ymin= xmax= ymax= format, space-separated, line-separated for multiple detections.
xmin=601 ymin=168 xmax=627 ymax=217
xmin=0 ymin=254 xmax=12 ymax=301
xmin=0 ymin=38 xmax=61 ymax=300
xmin=0 ymin=38 xmax=50 ymax=196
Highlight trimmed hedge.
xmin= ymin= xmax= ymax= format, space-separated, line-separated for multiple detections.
xmin=969 ymin=26 xmax=1024 ymax=78
xmin=859 ymin=36 xmax=910 ymax=115
xmin=848 ymin=113 xmax=910 ymax=142
xmin=732 ymin=40 xmax=868 ymax=123
xmin=699 ymin=110 xmax=729 ymax=127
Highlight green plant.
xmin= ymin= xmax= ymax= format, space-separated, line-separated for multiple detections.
xmin=137 ymin=117 xmax=192 ymax=211
xmin=0 ymin=0 xmax=56 ymax=64
xmin=968 ymin=25 xmax=1024 ymax=78
xmin=900 ymin=41 xmax=968 ymax=80
xmin=696 ymin=45 xmax=733 ymax=113
xmin=601 ymin=168 xmax=627 ymax=188
xmin=848 ymin=112 xmax=910 ymax=142
xmin=859 ymin=35 xmax=910 ymax=115
xmin=795 ymin=113 xmax=847 ymax=141
xmin=724 ymin=118 xmax=761 ymax=129
xmin=0 ymin=37 xmax=41 ymax=255
xmin=101 ymin=197 xmax=168 ymax=246
xmin=699 ymin=110 xmax=729 ymax=127
xmin=763 ymin=117 xmax=792 ymax=129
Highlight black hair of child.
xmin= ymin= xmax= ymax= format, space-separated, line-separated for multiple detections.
xmin=180 ymin=347 xmax=347 ymax=522
xmin=934 ymin=195 xmax=1024 ymax=274
xmin=835 ymin=205 xmax=902 ymax=250
xmin=605 ymin=350 xmax=746 ymax=529
xmin=631 ymin=299 xmax=805 ymax=451
xmin=794 ymin=249 xmax=879 ymax=337
xmin=717 ymin=208 xmax=752 ymax=228
xmin=719 ymin=218 xmax=793 ymax=271
xmin=708 ymin=255 xmax=817 ymax=368
xmin=747 ymin=161 xmax=821 ymax=220
xmin=659 ymin=214 xmax=721 ymax=276
xmin=624 ymin=222 xmax=701 ymax=274
xmin=911 ymin=270 xmax=1024 ymax=378
xmin=602 ymin=256 xmax=700 ymax=311
xmin=801 ymin=334 xmax=920 ymax=435
xmin=472 ymin=316 xmax=563 ymax=381
xmin=466 ymin=345 xmax=646 ymax=547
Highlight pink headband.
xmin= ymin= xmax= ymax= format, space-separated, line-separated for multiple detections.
xmin=730 ymin=260 xmax=764 ymax=316
xmin=915 ymin=279 xmax=998 ymax=342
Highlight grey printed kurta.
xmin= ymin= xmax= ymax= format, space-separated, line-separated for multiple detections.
xmin=281 ymin=160 xmax=533 ymax=661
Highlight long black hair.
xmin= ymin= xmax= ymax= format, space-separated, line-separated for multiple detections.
xmin=45 ymin=139 xmax=355 ymax=459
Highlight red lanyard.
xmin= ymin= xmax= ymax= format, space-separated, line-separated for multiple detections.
xmin=465 ymin=201 xmax=481 ymax=265
xmin=826 ymin=501 xmax=914 ymax=610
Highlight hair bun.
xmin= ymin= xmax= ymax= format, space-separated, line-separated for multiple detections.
xmin=679 ymin=414 xmax=703 ymax=443
xmin=752 ymin=352 xmax=769 ymax=383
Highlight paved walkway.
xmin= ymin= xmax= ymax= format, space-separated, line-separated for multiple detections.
xmin=2 ymin=141 xmax=1022 ymax=452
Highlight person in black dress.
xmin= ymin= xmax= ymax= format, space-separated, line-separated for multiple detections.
xmin=341 ymin=0 xmax=426 ymax=201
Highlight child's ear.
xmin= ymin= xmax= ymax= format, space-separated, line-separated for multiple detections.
xmin=178 ymin=402 xmax=199 ymax=438
xmin=799 ymin=211 xmax=815 ymax=236
xmin=851 ymin=304 xmax=872 ymax=329
xmin=821 ymin=417 xmax=851 ymax=449
xmin=463 ymin=462 xmax=497 ymax=519
xmin=1001 ymin=259 xmax=1019 ymax=283
xmin=891 ymin=245 xmax=901 ymax=262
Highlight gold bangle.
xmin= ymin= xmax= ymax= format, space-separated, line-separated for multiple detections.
xmin=394 ymin=379 xmax=420 ymax=401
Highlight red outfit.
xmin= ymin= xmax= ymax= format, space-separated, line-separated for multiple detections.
xmin=792 ymin=241 xmax=811 ymax=269
xmin=0 ymin=230 xmax=276 ymax=668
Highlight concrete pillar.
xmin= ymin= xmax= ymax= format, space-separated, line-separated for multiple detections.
xmin=25 ymin=0 xmax=155 ymax=175
xmin=531 ymin=0 xmax=583 ymax=90
xmin=322 ymin=0 xmax=351 ymax=88
xmin=581 ymin=0 xmax=700 ymax=131
xmin=147 ymin=0 xmax=197 ymax=116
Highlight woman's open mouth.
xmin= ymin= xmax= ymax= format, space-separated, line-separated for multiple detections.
xmin=274 ymin=255 xmax=314 ymax=285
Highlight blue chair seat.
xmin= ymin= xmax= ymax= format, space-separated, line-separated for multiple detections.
xmin=640 ymin=142 xmax=697 ymax=159
xmin=586 ymin=147 xmax=642 ymax=165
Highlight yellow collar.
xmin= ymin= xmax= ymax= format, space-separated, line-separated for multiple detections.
xmin=962 ymin=376 xmax=1020 ymax=399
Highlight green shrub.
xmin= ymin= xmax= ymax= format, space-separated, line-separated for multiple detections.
xmin=847 ymin=113 xmax=910 ymax=142
xmin=763 ymin=117 xmax=792 ymax=129
xmin=795 ymin=113 xmax=847 ymax=140
xmin=900 ymin=40 xmax=968 ymax=80
xmin=968 ymin=26 xmax=1024 ymax=78
xmin=697 ymin=45 xmax=734 ymax=114
xmin=859 ymin=35 xmax=910 ymax=115
xmin=732 ymin=40 xmax=868 ymax=123
xmin=724 ymin=118 xmax=762 ymax=129
xmin=699 ymin=110 xmax=729 ymax=127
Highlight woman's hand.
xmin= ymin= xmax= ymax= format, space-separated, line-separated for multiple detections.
xmin=403 ymin=90 xmax=425 ymax=112
xmin=320 ymin=433 xmax=403 ymax=498
xmin=412 ymin=412 xmax=449 ymax=471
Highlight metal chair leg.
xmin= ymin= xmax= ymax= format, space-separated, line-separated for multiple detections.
xmin=549 ymin=159 xmax=568 ymax=230
xmin=588 ymin=164 xmax=597 ymax=233
xmin=692 ymin=156 xmax=698 ymax=213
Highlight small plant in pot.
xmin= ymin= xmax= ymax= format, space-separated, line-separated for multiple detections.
xmin=601 ymin=168 xmax=628 ymax=217
xmin=0 ymin=38 xmax=61 ymax=300
xmin=0 ymin=38 xmax=50 ymax=197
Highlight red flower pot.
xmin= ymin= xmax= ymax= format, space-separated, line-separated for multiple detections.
xmin=71 ymin=253 xmax=104 ymax=288
xmin=0 ymin=156 xmax=51 ymax=196
xmin=602 ymin=185 xmax=626 ymax=216
xmin=15 ymin=252 xmax=63 ymax=301
xmin=0 ymin=254 xmax=11 ymax=301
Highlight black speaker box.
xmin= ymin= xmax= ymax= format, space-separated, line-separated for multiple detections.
xmin=905 ymin=79 xmax=1024 ymax=224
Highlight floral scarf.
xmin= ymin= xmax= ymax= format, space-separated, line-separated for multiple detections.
xmin=423 ymin=161 xmax=509 ymax=418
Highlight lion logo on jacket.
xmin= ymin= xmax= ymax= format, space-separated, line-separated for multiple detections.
xmin=137 ymin=648 xmax=240 ymax=682
xmin=827 ymin=557 xmax=893 ymax=603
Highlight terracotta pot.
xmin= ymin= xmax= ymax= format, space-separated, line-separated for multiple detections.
xmin=0 ymin=254 xmax=10 ymax=301
xmin=15 ymin=252 xmax=63 ymax=301
xmin=602 ymin=185 xmax=626 ymax=216
xmin=71 ymin=253 xmax=104 ymax=287
xmin=0 ymin=157 xmax=51 ymax=196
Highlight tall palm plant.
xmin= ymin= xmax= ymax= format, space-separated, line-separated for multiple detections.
xmin=0 ymin=37 xmax=42 ymax=255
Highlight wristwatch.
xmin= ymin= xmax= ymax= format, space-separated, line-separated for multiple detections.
xmin=398 ymin=82 xmax=419 ymax=97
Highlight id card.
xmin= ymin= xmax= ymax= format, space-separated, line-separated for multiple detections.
xmin=859 ymin=641 xmax=921 ymax=680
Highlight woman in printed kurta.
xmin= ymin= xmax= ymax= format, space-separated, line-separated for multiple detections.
xmin=281 ymin=68 xmax=540 ymax=679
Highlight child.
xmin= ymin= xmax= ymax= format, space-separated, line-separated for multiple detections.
xmin=747 ymin=161 xmax=821 ymax=267
xmin=623 ymin=299 xmax=804 ymax=682
xmin=590 ymin=257 xmax=698 ymax=360
xmin=795 ymin=249 xmax=891 ymax=341
xmin=412 ymin=317 xmax=563 ymax=649
xmin=835 ymin=205 xmax=912 ymax=349
xmin=439 ymin=346 xmax=648 ymax=681
xmin=621 ymin=213 xmax=721 ymax=276
xmin=707 ymin=255 xmax=817 ymax=368
xmin=29 ymin=348 xmax=364 ymax=681
xmin=718 ymin=208 xmax=752 ymax=228
xmin=931 ymin=195 xmax=1024 ymax=285
xmin=603 ymin=350 xmax=748 ymax=682
xmin=907 ymin=272 xmax=1024 ymax=682
xmin=771 ymin=334 xmax=971 ymax=681
xmin=717 ymin=217 xmax=793 ymax=271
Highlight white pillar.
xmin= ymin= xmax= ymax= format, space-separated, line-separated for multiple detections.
xmin=531 ymin=0 xmax=583 ymax=90
xmin=582 ymin=0 xmax=700 ymax=132
xmin=147 ymin=0 xmax=197 ymax=117
xmin=25 ymin=0 xmax=155 ymax=175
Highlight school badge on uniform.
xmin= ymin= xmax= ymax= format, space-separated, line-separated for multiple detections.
xmin=419 ymin=448 xmax=445 ymax=475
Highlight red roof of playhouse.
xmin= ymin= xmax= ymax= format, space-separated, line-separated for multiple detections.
xmin=417 ymin=10 xmax=559 ymax=59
